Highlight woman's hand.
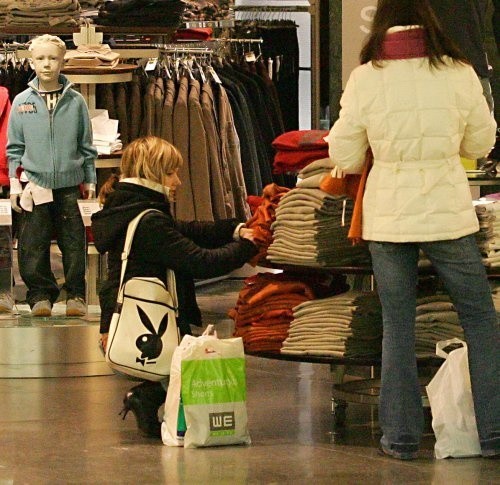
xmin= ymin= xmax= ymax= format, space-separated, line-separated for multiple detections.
xmin=99 ymin=333 xmax=109 ymax=355
xmin=239 ymin=227 xmax=255 ymax=242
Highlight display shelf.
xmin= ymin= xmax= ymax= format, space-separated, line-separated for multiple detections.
xmin=247 ymin=257 xmax=497 ymax=429
xmin=96 ymin=153 xmax=122 ymax=169
xmin=63 ymin=63 xmax=137 ymax=110
xmin=246 ymin=350 xmax=441 ymax=429
xmin=467 ymin=170 xmax=500 ymax=186
xmin=1 ymin=25 xmax=176 ymax=35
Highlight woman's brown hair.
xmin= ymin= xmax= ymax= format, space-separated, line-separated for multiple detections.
xmin=98 ymin=136 xmax=184 ymax=205
xmin=360 ymin=0 xmax=470 ymax=68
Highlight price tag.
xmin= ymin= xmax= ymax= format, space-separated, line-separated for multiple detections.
xmin=78 ymin=199 xmax=101 ymax=227
xmin=145 ymin=57 xmax=158 ymax=72
xmin=245 ymin=51 xmax=256 ymax=63
xmin=0 ymin=200 xmax=12 ymax=226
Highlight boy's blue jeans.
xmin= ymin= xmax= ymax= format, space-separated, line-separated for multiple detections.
xmin=18 ymin=186 xmax=86 ymax=307
xmin=369 ymin=235 xmax=499 ymax=456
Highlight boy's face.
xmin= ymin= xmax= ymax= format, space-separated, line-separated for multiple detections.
xmin=30 ymin=43 xmax=64 ymax=88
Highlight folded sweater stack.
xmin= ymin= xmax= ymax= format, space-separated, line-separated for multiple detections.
xmin=98 ymin=0 xmax=185 ymax=27
xmin=272 ymin=130 xmax=329 ymax=174
xmin=229 ymin=272 xmax=349 ymax=353
xmin=6 ymin=0 xmax=81 ymax=27
xmin=0 ymin=0 xmax=9 ymax=26
xmin=474 ymin=199 xmax=500 ymax=267
xmin=229 ymin=272 xmax=315 ymax=353
xmin=267 ymin=187 xmax=371 ymax=268
xmin=414 ymin=294 xmax=464 ymax=357
xmin=65 ymin=44 xmax=120 ymax=69
xmin=281 ymin=290 xmax=383 ymax=358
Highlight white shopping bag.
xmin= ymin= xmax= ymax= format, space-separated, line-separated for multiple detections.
xmin=162 ymin=325 xmax=251 ymax=448
xmin=426 ymin=338 xmax=481 ymax=459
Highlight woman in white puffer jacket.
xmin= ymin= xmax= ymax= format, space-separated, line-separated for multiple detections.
xmin=327 ymin=0 xmax=498 ymax=460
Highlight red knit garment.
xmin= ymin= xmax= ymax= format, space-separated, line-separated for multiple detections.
xmin=272 ymin=130 xmax=329 ymax=151
xmin=244 ymin=183 xmax=290 ymax=266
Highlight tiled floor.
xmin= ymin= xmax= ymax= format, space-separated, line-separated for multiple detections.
xmin=0 ymin=277 xmax=498 ymax=484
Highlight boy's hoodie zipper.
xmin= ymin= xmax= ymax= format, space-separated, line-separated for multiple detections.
xmin=30 ymin=80 xmax=73 ymax=187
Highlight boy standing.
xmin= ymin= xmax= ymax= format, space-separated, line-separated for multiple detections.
xmin=7 ymin=35 xmax=97 ymax=317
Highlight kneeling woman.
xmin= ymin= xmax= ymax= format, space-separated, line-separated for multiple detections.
xmin=91 ymin=136 xmax=257 ymax=437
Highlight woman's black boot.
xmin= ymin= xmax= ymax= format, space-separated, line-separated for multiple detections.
xmin=119 ymin=381 xmax=167 ymax=438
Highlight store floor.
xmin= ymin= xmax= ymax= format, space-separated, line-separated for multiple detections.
xmin=1 ymin=278 xmax=498 ymax=484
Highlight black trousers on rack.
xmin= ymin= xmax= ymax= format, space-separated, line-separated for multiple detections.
xmin=258 ymin=23 xmax=300 ymax=133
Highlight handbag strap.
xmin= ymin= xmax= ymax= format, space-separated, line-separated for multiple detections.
xmin=116 ymin=209 xmax=178 ymax=311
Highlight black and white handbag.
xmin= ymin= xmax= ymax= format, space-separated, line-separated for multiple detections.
xmin=106 ymin=209 xmax=180 ymax=381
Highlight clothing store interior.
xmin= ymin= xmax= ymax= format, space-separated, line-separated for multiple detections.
xmin=0 ymin=0 xmax=499 ymax=483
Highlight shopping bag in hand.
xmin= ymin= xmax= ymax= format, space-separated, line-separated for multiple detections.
xmin=162 ymin=325 xmax=251 ymax=448
xmin=426 ymin=338 xmax=481 ymax=458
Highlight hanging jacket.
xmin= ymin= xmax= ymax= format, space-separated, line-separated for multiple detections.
xmin=327 ymin=26 xmax=496 ymax=243
xmin=7 ymin=74 xmax=97 ymax=189
xmin=91 ymin=181 xmax=258 ymax=334
xmin=0 ymin=87 xmax=11 ymax=186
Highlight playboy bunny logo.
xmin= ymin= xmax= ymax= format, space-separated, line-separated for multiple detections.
xmin=135 ymin=306 xmax=169 ymax=366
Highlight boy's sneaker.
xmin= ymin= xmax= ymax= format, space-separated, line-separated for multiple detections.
xmin=66 ymin=297 xmax=86 ymax=317
xmin=31 ymin=300 xmax=52 ymax=317
xmin=0 ymin=294 xmax=14 ymax=313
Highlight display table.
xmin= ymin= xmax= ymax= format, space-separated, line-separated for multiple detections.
xmin=246 ymin=350 xmax=443 ymax=429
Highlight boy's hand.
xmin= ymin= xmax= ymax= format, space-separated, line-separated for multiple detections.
xmin=10 ymin=194 xmax=22 ymax=213
xmin=83 ymin=183 xmax=96 ymax=199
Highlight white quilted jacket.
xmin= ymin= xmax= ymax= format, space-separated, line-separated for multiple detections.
xmin=327 ymin=38 xmax=497 ymax=243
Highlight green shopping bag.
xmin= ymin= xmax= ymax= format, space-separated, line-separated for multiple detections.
xmin=162 ymin=326 xmax=251 ymax=448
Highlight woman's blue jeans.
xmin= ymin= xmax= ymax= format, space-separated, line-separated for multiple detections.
xmin=369 ymin=235 xmax=499 ymax=456
xmin=18 ymin=186 xmax=86 ymax=307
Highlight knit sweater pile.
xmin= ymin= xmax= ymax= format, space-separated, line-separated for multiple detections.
xmin=474 ymin=199 xmax=500 ymax=267
xmin=5 ymin=0 xmax=81 ymax=27
xmin=272 ymin=130 xmax=329 ymax=174
xmin=229 ymin=272 xmax=316 ymax=353
xmin=229 ymin=271 xmax=348 ymax=353
xmin=267 ymin=187 xmax=370 ymax=268
xmin=281 ymin=290 xmax=382 ymax=358
xmin=414 ymin=294 xmax=464 ymax=357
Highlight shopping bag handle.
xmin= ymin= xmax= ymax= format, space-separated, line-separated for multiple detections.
xmin=435 ymin=338 xmax=466 ymax=359
xmin=202 ymin=324 xmax=217 ymax=338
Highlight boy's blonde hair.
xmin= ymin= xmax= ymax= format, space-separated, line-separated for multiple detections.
xmin=29 ymin=34 xmax=66 ymax=56
xmin=120 ymin=136 xmax=184 ymax=184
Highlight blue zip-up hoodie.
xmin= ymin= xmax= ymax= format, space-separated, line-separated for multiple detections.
xmin=7 ymin=74 xmax=97 ymax=189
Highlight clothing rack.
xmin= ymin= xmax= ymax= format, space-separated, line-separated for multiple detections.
xmin=216 ymin=38 xmax=263 ymax=44
xmin=158 ymin=44 xmax=215 ymax=55
xmin=233 ymin=5 xmax=311 ymax=13
xmin=234 ymin=1 xmax=320 ymax=128
xmin=1 ymin=42 xmax=28 ymax=57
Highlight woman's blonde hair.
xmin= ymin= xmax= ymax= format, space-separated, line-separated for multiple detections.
xmin=98 ymin=136 xmax=184 ymax=204
xmin=29 ymin=34 xmax=66 ymax=56
xmin=121 ymin=136 xmax=183 ymax=182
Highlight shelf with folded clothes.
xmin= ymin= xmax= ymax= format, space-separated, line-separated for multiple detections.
xmin=242 ymin=156 xmax=500 ymax=427
xmin=95 ymin=152 xmax=122 ymax=169
xmin=62 ymin=63 xmax=137 ymax=116
xmin=1 ymin=26 xmax=177 ymax=35
xmin=259 ymin=259 xmax=500 ymax=278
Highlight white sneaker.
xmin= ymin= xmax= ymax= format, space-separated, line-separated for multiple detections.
xmin=32 ymin=300 xmax=52 ymax=317
xmin=0 ymin=294 xmax=13 ymax=313
xmin=66 ymin=297 xmax=86 ymax=317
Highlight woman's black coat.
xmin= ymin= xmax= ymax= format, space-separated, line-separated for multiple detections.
xmin=91 ymin=182 xmax=258 ymax=335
